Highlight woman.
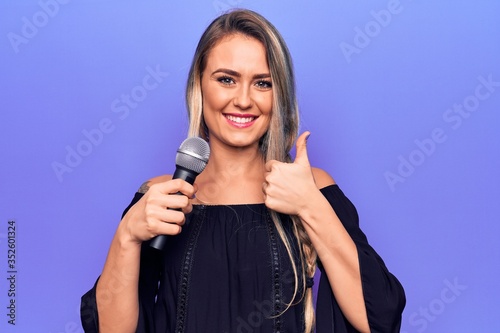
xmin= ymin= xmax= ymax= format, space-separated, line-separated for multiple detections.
xmin=81 ymin=9 xmax=405 ymax=333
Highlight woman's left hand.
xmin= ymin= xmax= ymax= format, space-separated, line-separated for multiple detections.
xmin=263 ymin=131 xmax=319 ymax=216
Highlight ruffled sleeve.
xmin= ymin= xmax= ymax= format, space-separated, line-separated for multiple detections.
xmin=80 ymin=192 xmax=162 ymax=333
xmin=315 ymin=185 xmax=405 ymax=333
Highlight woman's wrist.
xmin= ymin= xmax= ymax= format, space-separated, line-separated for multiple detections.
xmin=297 ymin=190 xmax=328 ymax=227
xmin=116 ymin=217 xmax=143 ymax=250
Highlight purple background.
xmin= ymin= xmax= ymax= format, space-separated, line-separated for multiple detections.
xmin=1 ymin=1 xmax=499 ymax=332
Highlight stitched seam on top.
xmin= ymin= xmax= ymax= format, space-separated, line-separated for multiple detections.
xmin=266 ymin=211 xmax=282 ymax=333
xmin=174 ymin=206 xmax=206 ymax=333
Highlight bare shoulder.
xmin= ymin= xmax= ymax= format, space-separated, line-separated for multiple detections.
xmin=311 ymin=167 xmax=336 ymax=189
xmin=137 ymin=175 xmax=173 ymax=193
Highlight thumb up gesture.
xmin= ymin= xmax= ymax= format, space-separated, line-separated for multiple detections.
xmin=263 ymin=132 xmax=318 ymax=215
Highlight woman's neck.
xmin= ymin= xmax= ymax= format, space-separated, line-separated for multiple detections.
xmin=193 ymin=144 xmax=267 ymax=205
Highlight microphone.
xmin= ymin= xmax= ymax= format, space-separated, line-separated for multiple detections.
xmin=150 ymin=137 xmax=210 ymax=250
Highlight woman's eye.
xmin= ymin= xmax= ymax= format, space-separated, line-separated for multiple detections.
xmin=256 ymin=80 xmax=272 ymax=89
xmin=218 ymin=76 xmax=234 ymax=85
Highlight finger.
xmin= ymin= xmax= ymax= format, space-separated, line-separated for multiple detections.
xmin=165 ymin=194 xmax=193 ymax=214
xmin=146 ymin=203 xmax=185 ymax=222
xmin=163 ymin=208 xmax=187 ymax=225
xmin=152 ymin=179 xmax=196 ymax=197
xmin=166 ymin=194 xmax=192 ymax=211
xmin=142 ymin=209 xmax=185 ymax=238
xmin=192 ymin=182 xmax=199 ymax=198
xmin=294 ymin=131 xmax=311 ymax=166
xmin=262 ymin=181 xmax=268 ymax=194
xmin=155 ymin=220 xmax=183 ymax=236
xmin=144 ymin=192 xmax=191 ymax=211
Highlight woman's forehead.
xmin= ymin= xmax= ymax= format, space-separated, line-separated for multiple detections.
xmin=204 ymin=34 xmax=269 ymax=74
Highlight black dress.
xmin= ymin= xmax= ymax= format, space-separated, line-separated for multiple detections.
xmin=81 ymin=184 xmax=405 ymax=332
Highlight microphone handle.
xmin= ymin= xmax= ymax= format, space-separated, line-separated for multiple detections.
xmin=149 ymin=166 xmax=198 ymax=250
xmin=171 ymin=167 xmax=197 ymax=185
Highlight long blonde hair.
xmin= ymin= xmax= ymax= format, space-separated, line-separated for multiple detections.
xmin=186 ymin=9 xmax=317 ymax=332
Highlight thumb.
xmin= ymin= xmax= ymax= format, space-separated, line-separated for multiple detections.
xmin=294 ymin=131 xmax=311 ymax=166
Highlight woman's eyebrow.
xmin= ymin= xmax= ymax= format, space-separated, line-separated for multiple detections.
xmin=212 ymin=68 xmax=271 ymax=79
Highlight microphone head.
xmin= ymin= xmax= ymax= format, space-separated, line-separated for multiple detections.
xmin=175 ymin=137 xmax=210 ymax=174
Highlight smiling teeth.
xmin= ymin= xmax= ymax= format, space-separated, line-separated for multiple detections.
xmin=226 ymin=115 xmax=254 ymax=123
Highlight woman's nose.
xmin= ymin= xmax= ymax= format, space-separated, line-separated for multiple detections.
xmin=233 ymin=86 xmax=253 ymax=109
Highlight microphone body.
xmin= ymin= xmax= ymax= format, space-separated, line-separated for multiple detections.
xmin=150 ymin=137 xmax=210 ymax=250
xmin=171 ymin=166 xmax=198 ymax=186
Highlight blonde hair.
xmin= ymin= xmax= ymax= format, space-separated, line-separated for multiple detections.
xmin=186 ymin=9 xmax=317 ymax=332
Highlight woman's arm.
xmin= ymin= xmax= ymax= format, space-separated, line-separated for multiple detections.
xmin=95 ymin=220 xmax=143 ymax=332
xmin=94 ymin=177 xmax=195 ymax=332
xmin=298 ymin=169 xmax=370 ymax=332
xmin=264 ymin=132 xmax=404 ymax=332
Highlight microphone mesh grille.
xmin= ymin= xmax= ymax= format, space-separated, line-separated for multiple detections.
xmin=175 ymin=137 xmax=210 ymax=174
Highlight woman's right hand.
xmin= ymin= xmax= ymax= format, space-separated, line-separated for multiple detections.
xmin=119 ymin=178 xmax=196 ymax=244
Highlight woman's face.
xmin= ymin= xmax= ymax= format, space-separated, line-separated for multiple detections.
xmin=201 ymin=33 xmax=273 ymax=151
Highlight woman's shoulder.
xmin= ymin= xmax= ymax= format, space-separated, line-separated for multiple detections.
xmin=137 ymin=174 xmax=173 ymax=193
xmin=311 ymin=167 xmax=336 ymax=189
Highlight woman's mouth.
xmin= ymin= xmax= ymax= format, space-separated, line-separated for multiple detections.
xmin=224 ymin=114 xmax=257 ymax=128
